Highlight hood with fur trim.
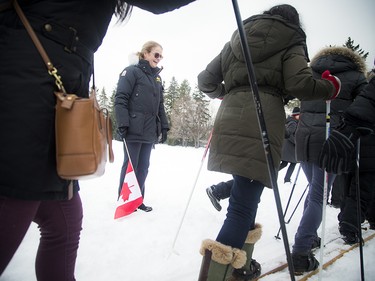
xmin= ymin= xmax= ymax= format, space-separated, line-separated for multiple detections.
xmin=310 ymin=46 xmax=367 ymax=74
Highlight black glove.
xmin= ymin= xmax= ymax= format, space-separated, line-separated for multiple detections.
xmin=160 ymin=129 xmax=168 ymax=143
xmin=318 ymin=130 xmax=355 ymax=175
xmin=319 ymin=125 xmax=373 ymax=174
xmin=117 ymin=126 xmax=128 ymax=139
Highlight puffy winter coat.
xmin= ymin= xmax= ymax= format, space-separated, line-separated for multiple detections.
xmin=114 ymin=59 xmax=169 ymax=143
xmin=295 ymin=47 xmax=368 ymax=164
xmin=198 ymin=14 xmax=335 ymax=188
xmin=344 ymin=73 xmax=375 ymax=172
xmin=0 ymin=0 xmax=194 ymax=200
xmin=281 ymin=116 xmax=298 ymax=163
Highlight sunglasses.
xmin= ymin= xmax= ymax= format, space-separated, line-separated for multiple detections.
xmin=152 ymin=52 xmax=163 ymax=59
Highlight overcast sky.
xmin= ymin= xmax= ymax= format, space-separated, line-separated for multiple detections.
xmin=94 ymin=0 xmax=375 ymax=93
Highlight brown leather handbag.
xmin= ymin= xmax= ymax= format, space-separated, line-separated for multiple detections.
xmin=13 ymin=0 xmax=114 ymax=180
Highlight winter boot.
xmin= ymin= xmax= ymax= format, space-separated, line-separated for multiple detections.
xmin=198 ymin=239 xmax=246 ymax=281
xmin=339 ymin=221 xmax=360 ymax=245
xmin=311 ymin=236 xmax=321 ymax=251
xmin=292 ymin=251 xmax=319 ymax=275
xmin=230 ymin=223 xmax=262 ymax=281
xmin=206 ymin=186 xmax=222 ymax=211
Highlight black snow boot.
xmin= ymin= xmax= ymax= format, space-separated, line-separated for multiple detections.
xmin=206 ymin=186 xmax=222 ymax=211
xmin=311 ymin=236 xmax=321 ymax=251
xmin=292 ymin=251 xmax=319 ymax=275
xmin=339 ymin=222 xmax=360 ymax=245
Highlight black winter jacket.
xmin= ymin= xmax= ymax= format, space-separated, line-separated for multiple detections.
xmin=295 ymin=47 xmax=367 ymax=164
xmin=0 ymin=0 xmax=193 ymax=200
xmin=114 ymin=59 xmax=169 ymax=143
xmin=344 ymin=74 xmax=375 ymax=172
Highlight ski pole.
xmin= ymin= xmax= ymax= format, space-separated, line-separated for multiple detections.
xmin=318 ymin=100 xmax=331 ymax=281
xmin=231 ymin=1 xmax=295 ymax=280
xmin=171 ymin=130 xmax=213 ymax=251
xmin=285 ymin=183 xmax=308 ymax=224
xmin=355 ymin=134 xmax=365 ymax=281
xmin=275 ymin=164 xmax=302 ymax=239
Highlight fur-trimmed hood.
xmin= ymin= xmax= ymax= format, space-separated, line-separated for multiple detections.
xmin=310 ymin=46 xmax=367 ymax=74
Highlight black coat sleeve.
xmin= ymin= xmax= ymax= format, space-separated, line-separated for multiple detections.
xmin=344 ymin=76 xmax=375 ymax=129
xmin=127 ymin=0 xmax=196 ymax=14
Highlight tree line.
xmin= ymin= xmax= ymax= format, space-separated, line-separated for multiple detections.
xmin=97 ymin=77 xmax=212 ymax=148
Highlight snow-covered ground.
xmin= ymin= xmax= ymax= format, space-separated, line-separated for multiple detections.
xmin=1 ymin=142 xmax=374 ymax=280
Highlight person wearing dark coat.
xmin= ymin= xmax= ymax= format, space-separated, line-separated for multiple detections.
xmin=115 ymin=41 xmax=169 ymax=212
xmin=320 ymin=69 xmax=375 ymax=233
xmin=0 ymin=0 xmax=195 ymax=279
xmin=196 ymin=5 xmax=339 ymax=280
xmin=292 ymin=46 xmax=367 ymax=274
xmin=279 ymin=107 xmax=300 ymax=183
xmin=206 ymin=108 xmax=300 ymax=212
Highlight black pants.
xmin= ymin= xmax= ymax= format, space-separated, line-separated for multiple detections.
xmin=338 ymin=171 xmax=375 ymax=233
xmin=279 ymin=161 xmax=297 ymax=182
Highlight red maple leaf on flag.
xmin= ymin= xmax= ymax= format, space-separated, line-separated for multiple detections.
xmin=114 ymin=161 xmax=143 ymax=219
xmin=119 ymin=181 xmax=133 ymax=202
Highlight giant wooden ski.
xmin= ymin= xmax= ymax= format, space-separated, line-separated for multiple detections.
xmin=255 ymin=230 xmax=375 ymax=280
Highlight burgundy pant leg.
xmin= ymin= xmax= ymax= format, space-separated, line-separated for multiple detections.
xmin=0 ymin=196 xmax=40 ymax=275
xmin=33 ymin=193 xmax=83 ymax=281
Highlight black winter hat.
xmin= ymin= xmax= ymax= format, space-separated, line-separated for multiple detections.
xmin=291 ymin=107 xmax=300 ymax=116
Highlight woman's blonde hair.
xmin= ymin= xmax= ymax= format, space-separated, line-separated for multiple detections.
xmin=137 ymin=41 xmax=163 ymax=59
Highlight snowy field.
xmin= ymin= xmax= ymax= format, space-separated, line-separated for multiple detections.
xmin=1 ymin=141 xmax=374 ymax=280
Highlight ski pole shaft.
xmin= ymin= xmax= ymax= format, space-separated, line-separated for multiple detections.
xmin=318 ymin=100 xmax=331 ymax=281
xmin=285 ymin=183 xmax=308 ymax=224
xmin=275 ymin=164 xmax=302 ymax=239
xmin=231 ymin=1 xmax=295 ymax=280
xmin=355 ymin=137 xmax=365 ymax=281
xmin=171 ymin=131 xmax=213 ymax=251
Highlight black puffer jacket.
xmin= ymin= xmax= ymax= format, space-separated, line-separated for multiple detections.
xmin=296 ymin=47 xmax=367 ymax=164
xmin=114 ymin=59 xmax=169 ymax=143
xmin=344 ymin=73 xmax=375 ymax=172
xmin=0 ymin=0 xmax=194 ymax=200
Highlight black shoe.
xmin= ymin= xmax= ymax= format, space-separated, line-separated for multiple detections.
xmin=206 ymin=186 xmax=222 ymax=211
xmin=138 ymin=204 xmax=153 ymax=212
xmin=311 ymin=236 xmax=321 ymax=250
xmin=232 ymin=259 xmax=261 ymax=280
xmin=292 ymin=251 xmax=319 ymax=275
xmin=341 ymin=231 xmax=360 ymax=245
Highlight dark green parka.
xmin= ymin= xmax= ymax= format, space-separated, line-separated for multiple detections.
xmin=197 ymin=14 xmax=335 ymax=188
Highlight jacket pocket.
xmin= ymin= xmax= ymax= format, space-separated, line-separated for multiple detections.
xmin=128 ymin=112 xmax=145 ymax=136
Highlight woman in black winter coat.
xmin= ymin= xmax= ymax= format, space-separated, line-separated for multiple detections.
xmin=292 ymin=46 xmax=367 ymax=274
xmin=115 ymin=41 xmax=169 ymax=212
xmin=321 ymin=69 xmax=375 ymax=232
xmin=0 ymin=1 xmax=194 ymax=279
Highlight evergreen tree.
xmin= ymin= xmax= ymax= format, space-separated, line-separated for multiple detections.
xmin=164 ymin=77 xmax=180 ymax=123
xmin=169 ymin=80 xmax=194 ymax=146
xmin=109 ymin=88 xmax=118 ymax=140
xmin=191 ymin=86 xmax=211 ymax=147
xmin=343 ymin=37 xmax=369 ymax=61
xmin=97 ymin=87 xmax=109 ymax=108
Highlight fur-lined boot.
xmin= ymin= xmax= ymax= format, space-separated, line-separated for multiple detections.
xmin=229 ymin=223 xmax=262 ymax=281
xmin=198 ymin=239 xmax=246 ymax=281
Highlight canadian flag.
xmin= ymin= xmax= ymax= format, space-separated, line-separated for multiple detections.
xmin=114 ymin=161 xmax=143 ymax=219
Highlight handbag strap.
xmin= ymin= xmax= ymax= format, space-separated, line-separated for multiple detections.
xmin=13 ymin=0 xmax=66 ymax=92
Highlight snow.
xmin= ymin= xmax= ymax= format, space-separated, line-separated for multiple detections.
xmin=1 ymin=142 xmax=374 ymax=281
